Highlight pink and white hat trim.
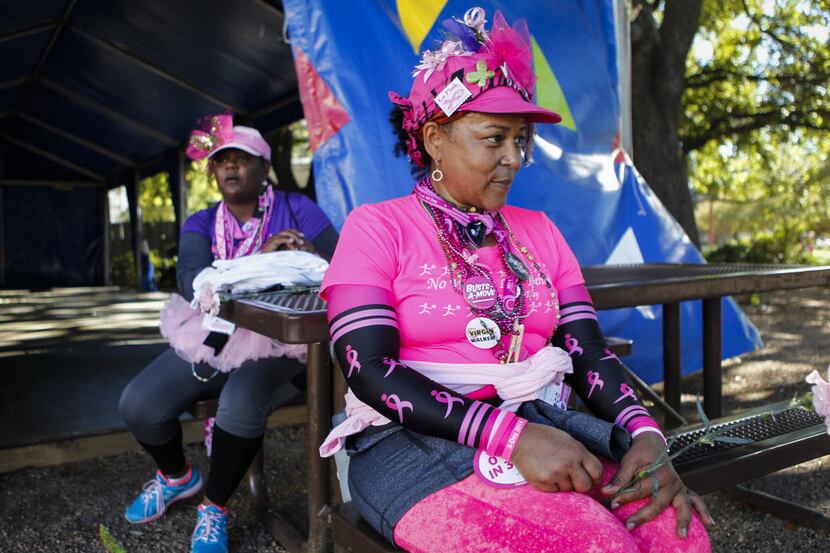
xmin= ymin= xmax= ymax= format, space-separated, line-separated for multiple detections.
xmin=186 ymin=114 xmax=271 ymax=161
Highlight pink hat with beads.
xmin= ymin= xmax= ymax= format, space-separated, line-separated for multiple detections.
xmin=185 ymin=114 xmax=272 ymax=161
xmin=389 ymin=8 xmax=561 ymax=166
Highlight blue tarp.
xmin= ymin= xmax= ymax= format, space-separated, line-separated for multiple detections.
xmin=284 ymin=0 xmax=762 ymax=383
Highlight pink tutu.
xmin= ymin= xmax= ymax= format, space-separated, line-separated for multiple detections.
xmin=159 ymin=294 xmax=307 ymax=372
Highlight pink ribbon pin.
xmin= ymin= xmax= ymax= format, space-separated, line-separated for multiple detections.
xmin=564 ymin=333 xmax=584 ymax=356
xmin=587 ymin=370 xmax=604 ymax=398
xmin=431 ymin=390 xmax=465 ymax=418
xmin=381 ymin=393 xmax=414 ymax=424
xmin=382 ymin=357 xmax=404 ymax=378
xmin=614 ymin=383 xmax=638 ymax=404
xmin=345 ymin=345 xmax=361 ymax=378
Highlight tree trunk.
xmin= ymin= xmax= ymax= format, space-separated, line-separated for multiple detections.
xmin=267 ymin=127 xmax=317 ymax=201
xmin=630 ymin=0 xmax=702 ymax=247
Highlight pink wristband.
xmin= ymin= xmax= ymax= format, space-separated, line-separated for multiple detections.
xmin=482 ymin=410 xmax=515 ymax=456
xmin=498 ymin=417 xmax=528 ymax=461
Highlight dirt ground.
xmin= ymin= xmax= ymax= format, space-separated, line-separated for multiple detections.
xmin=0 ymin=287 xmax=828 ymax=552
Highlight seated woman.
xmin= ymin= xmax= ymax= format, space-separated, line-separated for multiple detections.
xmin=119 ymin=118 xmax=337 ymax=553
xmin=320 ymin=9 xmax=712 ymax=553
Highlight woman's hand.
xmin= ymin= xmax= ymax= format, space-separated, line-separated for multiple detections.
xmin=262 ymin=229 xmax=315 ymax=253
xmin=602 ymin=432 xmax=714 ymax=536
xmin=510 ymin=422 xmax=604 ymax=493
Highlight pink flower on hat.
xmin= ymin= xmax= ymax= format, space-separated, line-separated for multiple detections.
xmin=413 ymin=40 xmax=471 ymax=83
xmin=806 ymin=366 xmax=830 ymax=434
xmin=185 ymin=114 xmax=271 ymax=161
xmin=186 ymin=114 xmax=234 ymax=161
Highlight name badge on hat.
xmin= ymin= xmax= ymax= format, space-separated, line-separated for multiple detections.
xmin=435 ymin=77 xmax=472 ymax=116
xmin=473 ymin=450 xmax=527 ymax=488
xmin=465 ymin=317 xmax=500 ymax=349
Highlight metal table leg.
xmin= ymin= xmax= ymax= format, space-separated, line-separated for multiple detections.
xmin=702 ymin=297 xmax=723 ymax=419
xmin=662 ymin=302 xmax=682 ymax=428
xmin=306 ymin=341 xmax=331 ymax=553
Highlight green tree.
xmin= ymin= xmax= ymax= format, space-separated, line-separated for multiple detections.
xmin=631 ymin=0 xmax=830 ymax=247
xmin=138 ymin=172 xmax=174 ymax=223
xmin=185 ymin=159 xmax=222 ymax=214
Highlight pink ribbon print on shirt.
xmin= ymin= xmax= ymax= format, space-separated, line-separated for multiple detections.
xmin=431 ymin=390 xmax=465 ymax=418
xmin=564 ymin=333 xmax=584 ymax=356
xmin=381 ymin=393 xmax=414 ymax=424
xmin=382 ymin=357 xmax=404 ymax=378
xmin=586 ymin=370 xmax=604 ymax=398
xmin=345 ymin=345 xmax=362 ymax=378
xmin=613 ymin=383 xmax=638 ymax=404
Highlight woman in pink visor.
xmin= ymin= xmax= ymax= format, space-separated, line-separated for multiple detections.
xmin=119 ymin=118 xmax=337 ymax=553
xmin=319 ymin=8 xmax=712 ymax=553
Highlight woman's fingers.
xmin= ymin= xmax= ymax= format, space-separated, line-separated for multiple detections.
xmin=623 ymin=480 xmax=678 ymax=528
xmin=690 ymin=491 xmax=715 ymax=526
xmin=570 ymin=463 xmax=597 ymax=493
xmin=672 ymin=491 xmax=693 ymax=538
xmin=583 ymin=454 xmax=604 ymax=485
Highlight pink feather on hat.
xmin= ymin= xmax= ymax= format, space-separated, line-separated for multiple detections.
xmin=483 ymin=12 xmax=536 ymax=99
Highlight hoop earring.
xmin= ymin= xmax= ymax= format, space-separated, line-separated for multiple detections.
xmin=431 ymin=167 xmax=444 ymax=182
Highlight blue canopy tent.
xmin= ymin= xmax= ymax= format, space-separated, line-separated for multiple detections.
xmin=282 ymin=0 xmax=763 ymax=383
xmin=0 ymin=0 xmax=302 ymax=288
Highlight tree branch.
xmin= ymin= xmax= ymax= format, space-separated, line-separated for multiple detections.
xmin=739 ymin=0 xmax=799 ymax=51
xmin=686 ymin=68 xmax=830 ymax=88
xmin=683 ymin=108 xmax=830 ymax=152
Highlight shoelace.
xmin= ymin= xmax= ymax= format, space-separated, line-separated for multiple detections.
xmin=139 ymin=479 xmax=164 ymax=516
xmin=194 ymin=508 xmax=226 ymax=543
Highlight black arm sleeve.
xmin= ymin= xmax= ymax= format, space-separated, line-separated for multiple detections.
xmin=552 ymin=290 xmax=659 ymax=431
xmin=311 ymin=224 xmax=339 ymax=261
xmin=331 ymin=302 xmax=516 ymax=450
xmin=176 ymin=232 xmax=213 ymax=301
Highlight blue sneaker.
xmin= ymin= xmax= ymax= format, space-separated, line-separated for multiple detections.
xmin=191 ymin=504 xmax=229 ymax=553
xmin=124 ymin=465 xmax=203 ymax=524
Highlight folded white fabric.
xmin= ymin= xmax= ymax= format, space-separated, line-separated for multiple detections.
xmin=192 ymin=251 xmax=329 ymax=315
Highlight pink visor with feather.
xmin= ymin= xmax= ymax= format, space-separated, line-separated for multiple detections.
xmin=389 ymin=8 xmax=561 ymax=166
xmin=185 ymin=114 xmax=271 ymax=161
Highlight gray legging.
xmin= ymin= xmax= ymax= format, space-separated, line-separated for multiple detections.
xmin=119 ymin=348 xmax=305 ymax=445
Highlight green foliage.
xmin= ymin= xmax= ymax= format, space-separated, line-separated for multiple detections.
xmin=186 ymin=159 xmax=222 ymax=214
xmin=98 ymin=524 xmax=128 ymax=553
xmin=150 ymin=249 xmax=178 ymax=290
xmin=138 ymin=172 xmax=175 ymax=223
xmin=682 ymin=0 xmax=830 ymax=253
xmin=111 ymin=251 xmax=136 ymax=288
xmin=705 ymin=232 xmax=817 ymax=264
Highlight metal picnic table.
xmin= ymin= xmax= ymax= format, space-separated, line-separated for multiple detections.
xmin=218 ymin=262 xmax=830 ymax=550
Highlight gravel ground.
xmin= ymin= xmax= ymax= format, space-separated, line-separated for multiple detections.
xmin=1 ymin=288 xmax=828 ymax=552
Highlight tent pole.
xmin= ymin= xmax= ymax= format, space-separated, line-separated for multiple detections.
xmin=168 ymin=150 xmax=189 ymax=242
xmin=126 ymin=171 xmax=144 ymax=290
xmin=613 ymin=0 xmax=634 ymax=159
xmin=103 ymin=186 xmax=112 ymax=286
xmin=0 ymin=137 xmax=5 ymax=287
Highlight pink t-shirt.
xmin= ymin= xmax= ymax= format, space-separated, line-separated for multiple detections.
xmin=320 ymin=194 xmax=584 ymax=364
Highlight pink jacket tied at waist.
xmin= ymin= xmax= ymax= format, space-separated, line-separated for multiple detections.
xmin=319 ymin=345 xmax=573 ymax=457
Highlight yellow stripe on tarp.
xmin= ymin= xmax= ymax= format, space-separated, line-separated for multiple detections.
xmin=532 ymin=36 xmax=576 ymax=131
xmin=397 ymin=0 xmax=448 ymax=53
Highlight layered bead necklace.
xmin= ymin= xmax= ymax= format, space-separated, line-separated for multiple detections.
xmin=415 ymin=178 xmax=558 ymax=362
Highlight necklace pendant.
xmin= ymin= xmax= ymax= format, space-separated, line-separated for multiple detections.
xmin=505 ymin=252 xmax=530 ymax=281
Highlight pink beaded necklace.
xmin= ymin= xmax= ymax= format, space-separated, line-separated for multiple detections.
xmin=415 ymin=178 xmax=535 ymax=362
